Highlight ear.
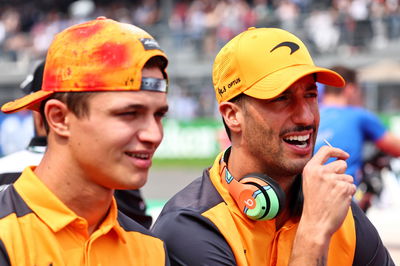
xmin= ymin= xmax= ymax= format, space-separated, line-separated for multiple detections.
xmin=44 ymin=99 xmax=71 ymax=137
xmin=219 ymin=101 xmax=243 ymax=135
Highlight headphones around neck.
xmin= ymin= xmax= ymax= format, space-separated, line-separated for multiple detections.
xmin=221 ymin=147 xmax=286 ymax=221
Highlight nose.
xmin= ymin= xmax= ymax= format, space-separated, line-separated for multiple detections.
xmin=291 ymin=100 xmax=317 ymax=126
xmin=138 ymin=117 xmax=164 ymax=146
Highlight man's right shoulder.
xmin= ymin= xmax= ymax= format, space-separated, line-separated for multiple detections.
xmin=0 ymin=185 xmax=31 ymax=266
xmin=156 ymin=169 xmax=224 ymax=214
xmin=151 ymin=170 xmax=236 ymax=266
xmin=0 ymin=172 xmax=21 ymax=187
xmin=0 ymin=185 xmax=31 ymax=220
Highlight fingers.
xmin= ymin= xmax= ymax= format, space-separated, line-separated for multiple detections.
xmin=301 ymin=145 xmax=356 ymax=238
xmin=328 ymin=174 xmax=357 ymax=194
xmin=333 ymin=173 xmax=354 ymax=184
xmin=310 ymin=146 xmax=354 ymax=183
xmin=304 ymin=157 xmax=354 ymax=185
xmin=318 ymin=171 xmax=354 ymax=185
xmin=311 ymin=145 xmax=349 ymax=165
xmin=322 ymin=159 xmax=348 ymax=175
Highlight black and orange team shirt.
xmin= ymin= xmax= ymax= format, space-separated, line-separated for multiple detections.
xmin=0 ymin=166 xmax=170 ymax=266
xmin=152 ymin=152 xmax=395 ymax=266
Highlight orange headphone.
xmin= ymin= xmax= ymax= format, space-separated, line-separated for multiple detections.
xmin=221 ymin=147 xmax=286 ymax=220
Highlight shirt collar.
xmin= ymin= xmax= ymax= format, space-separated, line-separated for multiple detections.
xmin=99 ymin=198 xmax=127 ymax=243
xmin=14 ymin=167 xmax=126 ymax=241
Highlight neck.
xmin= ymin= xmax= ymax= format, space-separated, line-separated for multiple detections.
xmin=35 ymin=148 xmax=114 ymax=235
xmin=227 ymin=146 xmax=297 ymax=191
xmin=275 ymin=175 xmax=302 ymax=229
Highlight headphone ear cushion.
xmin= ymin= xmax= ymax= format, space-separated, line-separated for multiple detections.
xmin=240 ymin=174 xmax=286 ymax=220
xmin=258 ymin=174 xmax=286 ymax=212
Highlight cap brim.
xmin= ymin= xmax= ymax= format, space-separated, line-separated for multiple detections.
xmin=244 ymin=64 xmax=345 ymax=100
xmin=1 ymin=90 xmax=54 ymax=114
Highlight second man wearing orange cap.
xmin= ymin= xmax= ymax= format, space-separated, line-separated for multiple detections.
xmin=0 ymin=17 xmax=170 ymax=265
xmin=152 ymin=27 xmax=394 ymax=265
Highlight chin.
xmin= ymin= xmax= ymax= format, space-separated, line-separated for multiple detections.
xmin=128 ymin=173 xmax=148 ymax=189
xmin=286 ymin=159 xmax=309 ymax=174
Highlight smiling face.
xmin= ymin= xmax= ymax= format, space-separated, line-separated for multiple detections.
xmin=67 ymin=66 xmax=168 ymax=190
xmin=239 ymin=75 xmax=319 ymax=179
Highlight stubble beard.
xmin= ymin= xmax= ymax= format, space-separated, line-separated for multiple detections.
xmin=246 ymin=127 xmax=313 ymax=180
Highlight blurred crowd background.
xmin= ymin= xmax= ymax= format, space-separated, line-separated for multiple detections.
xmin=1 ymin=0 xmax=400 ymax=158
xmin=1 ymin=1 xmax=400 ymax=260
xmin=2 ymin=0 xmax=400 ymax=62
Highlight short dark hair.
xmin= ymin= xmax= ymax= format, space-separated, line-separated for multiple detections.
xmin=39 ymin=92 xmax=94 ymax=133
xmin=324 ymin=65 xmax=357 ymax=95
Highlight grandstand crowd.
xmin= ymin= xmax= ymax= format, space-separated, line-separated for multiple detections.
xmin=1 ymin=0 xmax=400 ymax=63
xmin=0 ymin=0 xmax=399 ymax=122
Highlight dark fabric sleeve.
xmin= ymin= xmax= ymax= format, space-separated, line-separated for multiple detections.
xmin=0 ymin=239 xmax=11 ymax=266
xmin=114 ymin=189 xmax=152 ymax=229
xmin=164 ymin=241 xmax=171 ymax=266
xmin=152 ymin=210 xmax=236 ymax=266
xmin=352 ymin=201 xmax=395 ymax=266
xmin=0 ymin=173 xmax=21 ymax=185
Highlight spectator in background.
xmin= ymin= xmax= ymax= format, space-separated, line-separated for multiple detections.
xmin=349 ymin=0 xmax=373 ymax=51
xmin=169 ymin=83 xmax=198 ymax=121
xmin=215 ymin=0 xmax=255 ymax=50
xmin=0 ymin=17 xmax=170 ymax=265
xmin=0 ymin=8 xmax=30 ymax=61
xmin=276 ymin=0 xmax=299 ymax=33
xmin=169 ymin=0 xmax=190 ymax=48
xmin=304 ymin=8 xmax=340 ymax=54
xmin=0 ymin=61 xmax=47 ymax=184
xmin=315 ymin=65 xmax=400 ymax=212
xmin=315 ymin=65 xmax=400 ymax=185
xmin=0 ymin=59 xmax=154 ymax=228
xmin=133 ymin=0 xmax=161 ymax=27
xmin=0 ymin=109 xmax=33 ymax=156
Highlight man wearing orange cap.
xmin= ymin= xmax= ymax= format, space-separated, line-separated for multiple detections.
xmin=152 ymin=28 xmax=394 ymax=265
xmin=0 ymin=17 xmax=170 ymax=265
xmin=0 ymin=60 xmax=154 ymax=229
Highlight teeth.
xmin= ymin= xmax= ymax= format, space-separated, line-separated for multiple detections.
xmin=284 ymin=134 xmax=310 ymax=142
xmin=136 ymin=154 xmax=149 ymax=159
xmin=126 ymin=152 xmax=150 ymax=159
xmin=297 ymin=142 xmax=307 ymax=148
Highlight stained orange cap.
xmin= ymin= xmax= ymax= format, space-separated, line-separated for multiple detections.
xmin=2 ymin=17 xmax=168 ymax=113
xmin=212 ymin=27 xmax=344 ymax=103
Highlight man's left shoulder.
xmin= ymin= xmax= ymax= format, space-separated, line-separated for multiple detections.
xmin=351 ymin=201 xmax=395 ymax=265
xmin=117 ymin=210 xmax=154 ymax=236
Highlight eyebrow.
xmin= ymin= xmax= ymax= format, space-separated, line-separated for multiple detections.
xmin=275 ymin=82 xmax=318 ymax=97
xmin=307 ymin=83 xmax=318 ymax=91
xmin=157 ymin=105 xmax=169 ymax=113
xmin=112 ymin=103 xmax=169 ymax=113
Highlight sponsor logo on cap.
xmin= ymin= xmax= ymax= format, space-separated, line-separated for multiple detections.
xmin=270 ymin=41 xmax=299 ymax=55
xmin=218 ymin=78 xmax=241 ymax=97
xmin=140 ymin=38 xmax=161 ymax=50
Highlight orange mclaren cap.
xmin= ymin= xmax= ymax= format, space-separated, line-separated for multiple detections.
xmin=2 ymin=16 xmax=168 ymax=113
xmin=212 ymin=27 xmax=345 ymax=103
